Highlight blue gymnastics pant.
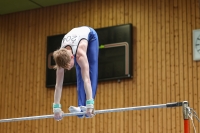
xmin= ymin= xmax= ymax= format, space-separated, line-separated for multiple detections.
xmin=74 ymin=27 xmax=99 ymax=107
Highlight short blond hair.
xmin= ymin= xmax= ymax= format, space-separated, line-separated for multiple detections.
xmin=53 ymin=48 xmax=71 ymax=69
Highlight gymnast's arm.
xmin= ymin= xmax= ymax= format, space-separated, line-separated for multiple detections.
xmin=54 ymin=67 xmax=64 ymax=104
xmin=77 ymin=48 xmax=94 ymax=117
xmin=76 ymin=40 xmax=93 ymax=100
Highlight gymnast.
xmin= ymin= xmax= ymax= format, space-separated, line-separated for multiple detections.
xmin=52 ymin=26 xmax=99 ymax=120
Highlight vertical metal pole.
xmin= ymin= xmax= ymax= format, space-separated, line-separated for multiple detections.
xmin=183 ymin=101 xmax=189 ymax=133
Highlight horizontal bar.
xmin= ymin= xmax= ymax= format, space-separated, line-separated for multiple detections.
xmin=0 ymin=102 xmax=182 ymax=123
xmin=166 ymin=102 xmax=183 ymax=107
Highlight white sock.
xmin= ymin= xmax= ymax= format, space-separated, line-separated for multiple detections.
xmin=68 ymin=106 xmax=81 ymax=113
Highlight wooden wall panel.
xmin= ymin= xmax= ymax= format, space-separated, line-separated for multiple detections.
xmin=0 ymin=0 xmax=200 ymax=132
xmin=160 ymin=1 xmax=166 ymax=132
xmin=195 ymin=0 xmax=200 ymax=132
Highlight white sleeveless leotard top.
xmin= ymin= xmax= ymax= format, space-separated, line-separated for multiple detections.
xmin=60 ymin=26 xmax=90 ymax=55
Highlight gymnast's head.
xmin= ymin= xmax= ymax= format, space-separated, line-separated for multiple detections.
xmin=53 ymin=48 xmax=74 ymax=70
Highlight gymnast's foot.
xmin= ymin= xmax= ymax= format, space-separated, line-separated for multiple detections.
xmin=80 ymin=106 xmax=87 ymax=112
xmin=68 ymin=106 xmax=84 ymax=118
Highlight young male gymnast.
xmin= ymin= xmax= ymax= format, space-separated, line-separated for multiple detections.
xmin=52 ymin=26 xmax=99 ymax=120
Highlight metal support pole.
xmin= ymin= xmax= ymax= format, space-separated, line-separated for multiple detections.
xmin=183 ymin=101 xmax=189 ymax=133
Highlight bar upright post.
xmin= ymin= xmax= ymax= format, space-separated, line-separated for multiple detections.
xmin=183 ymin=101 xmax=189 ymax=133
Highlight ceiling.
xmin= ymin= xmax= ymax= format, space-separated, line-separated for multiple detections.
xmin=0 ymin=0 xmax=80 ymax=15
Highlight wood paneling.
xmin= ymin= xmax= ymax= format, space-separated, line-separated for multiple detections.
xmin=0 ymin=0 xmax=200 ymax=132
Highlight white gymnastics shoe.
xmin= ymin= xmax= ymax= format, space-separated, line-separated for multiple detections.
xmin=68 ymin=106 xmax=84 ymax=118
xmin=80 ymin=106 xmax=87 ymax=112
xmin=68 ymin=106 xmax=81 ymax=112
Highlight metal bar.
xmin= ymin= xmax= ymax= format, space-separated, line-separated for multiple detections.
xmin=182 ymin=101 xmax=189 ymax=133
xmin=166 ymin=102 xmax=182 ymax=107
xmin=0 ymin=102 xmax=181 ymax=123
xmin=183 ymin=101 xmax=189 ymax=119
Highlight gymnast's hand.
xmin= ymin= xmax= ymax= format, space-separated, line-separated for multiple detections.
xmin=86 ymin=108 xmax=95 ymax=117
xmin=86 ymin=99 xmax=95 ymax=118
xmin=53 ymin=103 xmax=64 ymax=121
xmin=53 ymin=109 xmax=64 ymax=121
